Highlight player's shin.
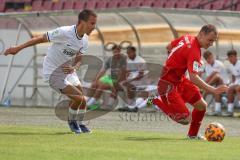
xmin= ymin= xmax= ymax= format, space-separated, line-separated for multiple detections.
xmin=76 ymin=98 xmax=91 ymax=133
xmin=68 ymin=107 xmax=81 ymax=134
xmin=68 ymin=107 xmax=79 ymax=121
xmin=188 ymin=108 xmax=206 ymax=137
xmin=77 ymin=97 xmax=87 ymax=124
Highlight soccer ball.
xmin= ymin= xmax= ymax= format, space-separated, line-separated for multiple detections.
xmin=205 ymin=122 xmax=226 ymax=142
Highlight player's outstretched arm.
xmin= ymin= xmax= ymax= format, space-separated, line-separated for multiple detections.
xmin=4 ymin=34 xmax=48 ymax=56
xmin=189 ymin=72 xmax=228 ymax=95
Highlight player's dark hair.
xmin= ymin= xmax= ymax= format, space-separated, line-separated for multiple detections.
xmin=200 ymin=24 xmax=217 ymax=35
xmin=203 ymin=50 xmax=213 ymax=60
xmin=227 ymin=49 xmax=237 ymax=57
xmin=127 ymin=46 xmax=136 ymax=52
xmin=78 ymin=9 xmax=97 ymax=24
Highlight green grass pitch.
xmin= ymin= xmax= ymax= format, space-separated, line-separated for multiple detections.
xmin=0 ymin=125 xmax=240 ymax=160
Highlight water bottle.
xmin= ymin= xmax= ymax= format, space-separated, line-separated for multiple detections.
xmin=3 ymin=93 xmax=11 ymax=107
xmin=221 ymin=96 xmax=227 ymax=108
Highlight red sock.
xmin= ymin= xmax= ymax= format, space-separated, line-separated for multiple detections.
xmin=188 ymin=108 xmax=206 ymax=136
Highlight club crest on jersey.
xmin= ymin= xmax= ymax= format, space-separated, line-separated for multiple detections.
xmin=193 ymin=61 xmax=201 ymax=72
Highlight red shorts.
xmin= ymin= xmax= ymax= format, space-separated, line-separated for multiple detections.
xmin=154 ymin=78 xmax=202 ymax=122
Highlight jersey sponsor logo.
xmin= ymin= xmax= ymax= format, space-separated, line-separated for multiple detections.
xmin=236 ymin=68 xmax=240 ymax=74
xmin=62 ymin=49 xmax=76 ymax=57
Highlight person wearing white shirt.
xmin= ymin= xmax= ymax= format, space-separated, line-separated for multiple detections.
xmin=118 ymin=46 xmax=148 ymax=112
xmin=203 ymin=50 xmax=227 ymax=116
xmin=4 ymin=9 xmax=97 ymax=134
xmin=223 ymin=50 xmax=240 ymax=117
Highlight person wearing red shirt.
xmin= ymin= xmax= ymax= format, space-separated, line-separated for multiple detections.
xmin=152 ymin=24 xmax=228 ymax=140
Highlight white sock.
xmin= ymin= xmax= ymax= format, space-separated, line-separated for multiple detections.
xmin=135 ymin=98 xmax=144 ymax=108
xmin=87 ymin=97 xmax=96 ymax=106
xmin=138 ymin=101 xmax=147 ymax=109
xmin=214 ymin=102 xmax=221 ymax=112
xmin=68 ymin=108 xmax=78 ymax=121
xmin=227 ymin=103 xmax=234 ymax=113
xmin=77 ymin=109 xmax=86 ymax=124
xmin=137 ymin=99 xmax=147 ymax=109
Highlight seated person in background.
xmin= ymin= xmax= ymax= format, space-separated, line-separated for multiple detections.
xmin=202 ymin=50 xmax=227 ymax=116
xmin=118 ymin=46 xmax=148 ymax=112
xmin=87 ymin=44 xmax=127 ymax=108
xmin=222 ymin=49 xmax=240 ymax=117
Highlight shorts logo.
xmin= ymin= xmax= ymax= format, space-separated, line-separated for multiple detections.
xmin=51 ymin=29 xmax=60 ymax=36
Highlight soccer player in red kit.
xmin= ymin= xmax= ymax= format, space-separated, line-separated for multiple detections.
xmin=152 ymin=24 xmax=228 ymax=140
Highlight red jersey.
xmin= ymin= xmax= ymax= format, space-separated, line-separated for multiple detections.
xmin=161 ymin=35 xmax=202 ymax=84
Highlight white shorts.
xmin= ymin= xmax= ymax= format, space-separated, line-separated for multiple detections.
xmin=229 ymin=79 xmax=240 ymax=87
xmin=46 ymin=71 xmax=81 ymax=93
xmin=235 ymin=79 xmax=240 ymax=85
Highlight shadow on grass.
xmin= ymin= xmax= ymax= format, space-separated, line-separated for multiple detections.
xmin=125 ymin=136 xmax=185 ymax=142
xmin=0 ymin=131 xmax=72 ymax=136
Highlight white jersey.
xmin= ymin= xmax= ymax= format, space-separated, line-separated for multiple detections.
xmin=127 ymin=55 xmax=146 ymax=80
xmin=43 ymin=25 xmax=88 ymax=81
xmin=204 ymin=60 xmax=229 ymax=84
xmin=204 ymin=60 xmax=226 ymax=77
xmin=228 ymin=60 xmax=240 ymax=84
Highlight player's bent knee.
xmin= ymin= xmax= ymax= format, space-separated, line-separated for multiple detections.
xmin=74 ymin=95 xmax=86 ymax=105
xmin=178 ymin=118 xmax=190 ymax=125
xmin=197 ymin=105 xmax=207 ymax=111
xmin=193 ymin=99 xmax=207 ymax=111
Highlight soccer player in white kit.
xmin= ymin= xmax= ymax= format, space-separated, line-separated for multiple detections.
xmin=118 ymin=46 xmax=147 ymax=112
xmin=4 ymin=9 xmax=97 ymax=134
